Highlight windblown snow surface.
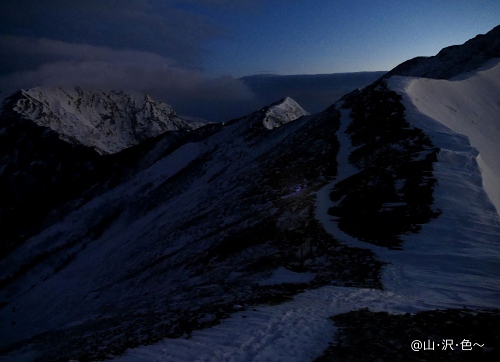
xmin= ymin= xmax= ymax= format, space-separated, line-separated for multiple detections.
xmin=113 ymin=63 xmax=500 ymax=361
xmin=391 ymin=60 xmax=500 ymax=215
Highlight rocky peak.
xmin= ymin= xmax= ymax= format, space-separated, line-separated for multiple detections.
xmin=261 ymin=97 xmax=309 ymax=129
xmin=239 ymin=96 xmax=309 ymax=130
xmin=5 ymin=87 xmax=205 ymax=154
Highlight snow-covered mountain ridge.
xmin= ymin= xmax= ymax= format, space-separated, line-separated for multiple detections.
xmin=1 ymin=25 xmax=500 ymax=362
xmin=115 ymin=29 xmax=500 ymax=361
xmin=8 ymin=87 xmax=204 ymax=154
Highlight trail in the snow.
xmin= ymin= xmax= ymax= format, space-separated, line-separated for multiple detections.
xmin=115 ymin=287 xmax=409 ymax=362
xmin=318 ymin=92 xmax=500 ymax=312
xmin=114 ymin=65 xmax=500 ymax=361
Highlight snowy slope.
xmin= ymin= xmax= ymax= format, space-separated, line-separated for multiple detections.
xmin=9 ymin=87 xmax=203 ymax=154
xmin=115 ymin=287 xmax=406 ymax=362
xmin=0 ymin=86 xmax=208 ymax=241
xmin=389 ymin=59 xmax=500 ymax=214
xmin=113 ymin=63 xmax=500 ymax=360
xmin=0 ymin=97 xmax=353 ymax=361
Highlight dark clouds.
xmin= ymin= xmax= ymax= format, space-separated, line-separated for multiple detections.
xmin=0 ymin=1 xmax=258 ymax=121
xmin=0 ymin=36 xmax=257 ymax=121
xmin=1 ymin=0 xmax=221 ymax=67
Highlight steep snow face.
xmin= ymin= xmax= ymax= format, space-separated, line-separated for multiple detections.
xmin=9 ymin=87 xmax=203 ymax=154
xmin=388 ymin=59 xmax=500 ymax=215
xmin=261 ymin=97 xmax=309 ymax=129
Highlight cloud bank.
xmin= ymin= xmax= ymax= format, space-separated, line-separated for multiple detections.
xmin=1 ymin=0 xmax=223 ymax=68
xmin=0 ymin=1 xmax=260 ymax=121
xmin=0 ymin=36 xmax=257 ymax=122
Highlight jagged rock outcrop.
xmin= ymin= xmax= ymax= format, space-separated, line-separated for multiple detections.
xmin=8 ymin=87 xmax=205 ymax=154
xmin=0 ymin=88 xmax=208 ymax=248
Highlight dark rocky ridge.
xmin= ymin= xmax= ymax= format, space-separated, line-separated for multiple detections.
xmin=329 ymin=81 xmax=440 ymax=249
xmin=385 ymin=25 xmax=500 ymax=79
xmin=316 ymin=308 xmax=500 ymax=362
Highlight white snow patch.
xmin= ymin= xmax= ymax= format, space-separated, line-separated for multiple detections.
xmin=262 ymin=97 xmax=309 ymax=130
xmin=115 ymin=287 xmax=408 ymax=362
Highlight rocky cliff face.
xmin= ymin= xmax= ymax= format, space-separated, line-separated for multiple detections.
xmin=9 ymin=87 xmax=204 ymax=154
xmin=0 ymin=88 xmax=207 ymax=248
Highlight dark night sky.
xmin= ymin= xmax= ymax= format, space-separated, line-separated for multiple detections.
xmin=1 ymin=0 xmax=498 ymax=120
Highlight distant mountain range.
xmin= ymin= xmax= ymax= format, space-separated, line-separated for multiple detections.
xmin=241 ymin=71 xmax=386 ymax=115
xmin=0 ymin=25 xmax=499 ymax=361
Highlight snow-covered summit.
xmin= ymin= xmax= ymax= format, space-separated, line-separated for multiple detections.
xmin=259 ymin=96 xmax=309 ymax=129
xmin=5 ymin=87 xmax=205 ymax=154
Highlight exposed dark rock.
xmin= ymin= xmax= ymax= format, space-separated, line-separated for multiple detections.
xmin=316 ymin=308 xmax=500 ymax=362
xmin=329 ymin=81 xmax=440 ymax=248
xmin=384 ymin=25 xmax=500 ymax=79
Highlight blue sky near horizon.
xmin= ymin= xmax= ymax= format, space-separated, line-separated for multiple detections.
xmin=0 ymin=0 xmax=499 ymax=120
xmin=196 ymin=0 xmax=499 ymax=76
xmin=1 ymin=0 xmax=498 ymax=77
